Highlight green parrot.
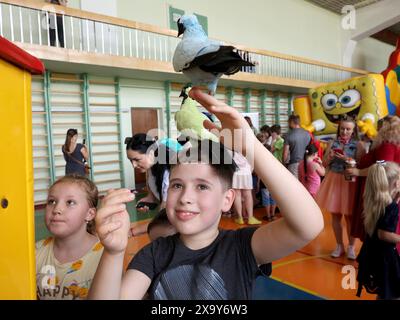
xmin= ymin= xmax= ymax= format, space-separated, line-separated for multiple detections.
xmin=174 ymin=87 xmax=219 ymax=142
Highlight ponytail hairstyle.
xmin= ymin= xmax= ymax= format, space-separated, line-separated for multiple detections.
xmin=363 ymin=161 xmax=400 ymax=236
xmin=63 ymin=128 xmax=78 ymax=153
xmin=303 ymin=143 xmax=318 ymax=181
xmin=125 ymin=133 xmax=175 ymax=202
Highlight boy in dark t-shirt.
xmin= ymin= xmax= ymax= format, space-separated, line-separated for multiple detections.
xmin=89 ymin=89 xmax=324 ymax=300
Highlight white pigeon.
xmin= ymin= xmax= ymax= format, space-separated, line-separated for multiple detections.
xmin=173 ymin=15 xmax=254 ymax=95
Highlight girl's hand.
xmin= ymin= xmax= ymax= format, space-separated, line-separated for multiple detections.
xmin=96 ymin=189 xmax=134 ymax=255
xmin=315 ymin=156 xmax=323 ymax=165
xmin=189 ymin=88 xmax=255 ymax=155
xmin=345 ymin=167 xmax=359 ymax=176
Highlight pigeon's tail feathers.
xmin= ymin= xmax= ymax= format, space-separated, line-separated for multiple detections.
xmin=186 ymin=46 xmax=255 ymax=76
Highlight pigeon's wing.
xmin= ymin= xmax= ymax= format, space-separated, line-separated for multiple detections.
xmin=173 ymin=39 xmax=220 ymax=72
xmin=187 ymin=46 xmax=254 ymax=75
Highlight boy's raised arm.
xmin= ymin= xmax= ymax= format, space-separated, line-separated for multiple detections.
xmin=189 ymin=88 xmax=324 ymax=265
xmin=88 ymin=189 xmax=150 ymax=299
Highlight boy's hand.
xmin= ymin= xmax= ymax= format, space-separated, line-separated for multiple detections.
xmin=189 ymin=88 xmax=255 ymax=154
xmin=96 ymin=189 xmax=134 ymax=255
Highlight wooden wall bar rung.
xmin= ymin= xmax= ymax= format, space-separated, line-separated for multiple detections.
xmin=89 ymin=80 xmax=118 ymax=85
xmin=51 ymin=112 xmax=84 ymax=115
xmin=51 ymin=77 xmax=84 ymax=83
xmin=89 ymin=103 xmax=117 ymax=107
xmin=51 ymin=122 xmax=83 ymax=127
xmin=95 ymin=169 xmax=121 ymax=174
xmin=49 ymin=101 xmax=83 ymax=106
xmin=93 ymin=160 xmax=120 ymax=165
xmin=90 ymin=92 xmax=118 ymax=97
xmin=92 ymin=142 xmax=118 ymax=146
xmin=51 ymin=90 xmax=83 ymax=95
xmin=94 ymin=179 xmax=122 ymax=184
xmin=91 ymin=132 xmax=119 ymax=136
xmin=34 ymin=177 xmax=51 ymax=181
xmin=91 ymin=122 xmax=119 ymax=126
xmin=92 ymin=151 xmax=120 ymax=156
xmin=90 ymin=112 xmax=119 ymax=115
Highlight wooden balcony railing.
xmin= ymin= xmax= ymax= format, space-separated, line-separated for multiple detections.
xmin=0 ymin=0 xmax=368 ymax=87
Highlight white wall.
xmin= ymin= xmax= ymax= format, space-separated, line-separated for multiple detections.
xmin=352 ymin=37 xmax=395 ymax=73
xmin=116 ymin=0 xmax=343 ymax=65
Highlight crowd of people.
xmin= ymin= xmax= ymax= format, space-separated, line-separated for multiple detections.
xmin=36 ymin=89 xmax=400 ymax=300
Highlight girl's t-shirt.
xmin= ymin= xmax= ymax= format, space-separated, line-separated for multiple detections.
xmin=36 ymin=237 xmax=103 ymax=300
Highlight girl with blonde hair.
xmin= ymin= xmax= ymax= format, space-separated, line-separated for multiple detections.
xmin=356 ymin=161 xmax=400 ymax=299
xmin=348 ymin=115 xmax=400 ymax=240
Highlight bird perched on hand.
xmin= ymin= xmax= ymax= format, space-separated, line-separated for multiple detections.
xmin=173 ymin=15 xmax=254 ymax=95
xmin=175 ymin=86 xmax=219 ymax=142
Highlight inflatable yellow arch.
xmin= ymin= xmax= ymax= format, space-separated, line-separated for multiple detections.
xmin=294 ymin=74 xmax=388 ymax=139
xmin=295 ymin=37 xmax=400 ymax=139
xmin=0 ymin=36 xmax=44 ymax=299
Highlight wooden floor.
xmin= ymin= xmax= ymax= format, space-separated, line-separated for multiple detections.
xmin=124 ymin=208 xmax=375 ymax=300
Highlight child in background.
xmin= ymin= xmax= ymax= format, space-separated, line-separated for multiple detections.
xmin=270 ymin=125 xmax=284 ymax=163
xmin=356 ymin=162 xmax=400 ymax=299
xmin=36 ymin=175 xmax=103 ymax=300
xmin=257 ymin=143 xmax=276 ymax=222
xmin=260 ymin=125 xmax=272 ymax=148
xmin=232 ymin=150 xmax=261 ymax=225
xmin=298 ymin=144 xmax=325 ymax=198
xmin=146 ymin=209 xmax=176 ymax=241
xmin=316 ymin=117 xmax=362 ymax=259
xmin=88 ymin=88 xmax=323 ymax=300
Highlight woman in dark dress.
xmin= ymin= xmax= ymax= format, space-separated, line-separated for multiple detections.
xmin=62 ymin=128 xmax=89 ymax=176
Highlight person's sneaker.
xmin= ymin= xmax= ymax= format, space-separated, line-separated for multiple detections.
xmin=248 ymin=216 xmax=262 ymax=225
xmin=262 ymin=215 xmax=270 ymax=221
xmin=347 ymin=245 xmax=357 ymax=260
xmin=331 ymin=244 xmax=344 ymax=258
xmin=234 ymin=217 xmax=245 ymax=225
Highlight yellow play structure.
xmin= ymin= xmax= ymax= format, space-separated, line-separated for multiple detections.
xmin=294 ymin=37 xmax=400 ymax=139
xmin=0 ymin=36 xmax=44 ymax=299
xmin=294 ymin=74 xmax=388 ymax=139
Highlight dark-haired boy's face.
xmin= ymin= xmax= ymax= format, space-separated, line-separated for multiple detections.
xmin=166 ymin=163 xmax=235 ymax=237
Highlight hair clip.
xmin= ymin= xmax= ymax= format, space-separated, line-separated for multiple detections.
xmin=124 ymin=137 xmax=132 ymax=144
xmin=376 ymin=160 xmax=386 ymax=166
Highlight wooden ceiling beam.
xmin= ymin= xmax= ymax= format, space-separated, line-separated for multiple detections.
xmin=370 ymin=29 xmax=399 ymax=46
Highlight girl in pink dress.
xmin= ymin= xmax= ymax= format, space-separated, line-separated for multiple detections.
xmin=316 ymin=118 xmax=363 ymax=260
xmin=298 ymin=144 xmax=325 ymax=198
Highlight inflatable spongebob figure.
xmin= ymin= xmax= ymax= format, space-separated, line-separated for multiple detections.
xmin=294 ymin=74 xmax=388 ymax=138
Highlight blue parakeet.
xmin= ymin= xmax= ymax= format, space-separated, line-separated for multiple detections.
xmin=173 ymin=15 xmax=254 ymax=95
xmin=174 ymin=87 xmax=219 ymax=142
